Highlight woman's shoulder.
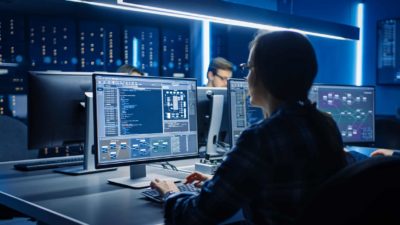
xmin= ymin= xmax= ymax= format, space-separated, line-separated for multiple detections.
xmin=243 ymin=116 xmax=284 ymax=138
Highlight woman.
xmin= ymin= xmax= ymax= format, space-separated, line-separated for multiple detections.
xmin=151 ymin=31 xmax=348 ymax=225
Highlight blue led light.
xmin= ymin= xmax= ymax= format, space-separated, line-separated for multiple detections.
xmin=202 ymin=20 xmax=210 ymax=85
xmin=116 ymin=59 xmax=122 ymax=66
xmin=43 ymin=56 xmax=51 ymax=64
xmin=71 ymin=57 xmax=78 ymax=65
xmin=15 ymin=55 xmax=23 ymax=63
xmin=355 ymin=3 xmax=364 ymax=86
xmin=132 ymin=37 xmax=139 ymax=67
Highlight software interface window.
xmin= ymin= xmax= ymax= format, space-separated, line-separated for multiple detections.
xmin=309 ymin=85 xmax=375 ymax=143
xmin=94 ymin=75 xmax=198 ymax=165
xmin=228 ymin=79 xmax=264 ymax=144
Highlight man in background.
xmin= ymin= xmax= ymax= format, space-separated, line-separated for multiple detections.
xmin=206 ymin=57 xmax=233 ymax=87
xmin=117 ymin=64 xmax=144 ymax=76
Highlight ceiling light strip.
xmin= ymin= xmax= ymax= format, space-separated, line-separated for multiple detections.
xmin=67 ymin=0 xmax=348 ymax=40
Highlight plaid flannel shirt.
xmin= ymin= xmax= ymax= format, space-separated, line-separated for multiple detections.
xmin=165 ymin=101 xmax=348 ymax=225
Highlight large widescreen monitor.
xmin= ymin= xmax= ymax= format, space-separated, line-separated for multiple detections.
xmin=228 ymin=79 xmax=264 ymax=145
xmin=309 ymin=85 xmax=375 ymax=144
xmin=93 ymin=74 xmax=198 ymax=188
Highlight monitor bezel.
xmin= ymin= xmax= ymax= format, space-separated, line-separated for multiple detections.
xmin=310 ymin=83 xmax=376 ymax=146
xmin=93 ymin=73 xmax=199 ymax=169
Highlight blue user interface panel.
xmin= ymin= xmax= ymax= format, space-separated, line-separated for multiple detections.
xmin=228 ymin=79 xmax=264 ymax=145
xmin=94 ymin=75 xmax=198 ymax=165
xmin=309 ymin=85 xmax=375 ymax=143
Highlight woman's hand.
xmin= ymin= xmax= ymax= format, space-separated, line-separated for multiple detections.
xmin=150 ymin=179 xmax=180 ymax=196
xmin=184 ymin=172 xmax=212 ymax=188
xmin=370 ymin=148 xmax=395 ymax=157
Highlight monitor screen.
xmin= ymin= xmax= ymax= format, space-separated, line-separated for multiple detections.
xmin=309 ymin=85 xmax=375 ymax=144
xmin=228 ymin=79 xmax=264 ymax=145
xmin=28 ymin=71 xmax=92 ymax=149
xmin=196 ymin=87 xmax=230 ymax=148
xmin=94 ymin=74 xmax=198 ymax=168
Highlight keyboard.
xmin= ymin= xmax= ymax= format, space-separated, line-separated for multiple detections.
xmin=14 ymin=156 xmax=84 ymax=171
xmin=154 ymin=167 xmax=192 ymax=180
xmin=141 ymin=183 xmax=200 ymax=203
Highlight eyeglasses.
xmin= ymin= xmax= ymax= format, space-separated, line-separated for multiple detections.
xmin=240 ymin=62 xmax=253 ymax=76
xmin=214 ymin=73 xmax=229 ymax=81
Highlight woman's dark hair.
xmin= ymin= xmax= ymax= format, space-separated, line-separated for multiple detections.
xmin=251 ymin=31 xmax=346 ymax=174
xmin=250 ymin=31 xmax=317 ymax=101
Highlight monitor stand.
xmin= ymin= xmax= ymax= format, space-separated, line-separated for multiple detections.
xmin=200 ymin=94 xmax=226 ymax=158
xmin=54 ymin=92 xmax=117 ymax=175
xmin=108 ymin=164 xmax=181 ymax=189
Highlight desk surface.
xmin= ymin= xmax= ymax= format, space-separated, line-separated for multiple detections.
xmin=2 ymin=147 xmax=393 ymax=225
xmin=0 ymin=159 xmax=196 ymax=225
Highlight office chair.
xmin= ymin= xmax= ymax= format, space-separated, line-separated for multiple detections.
xmin=374 ymin=116 xmax=400 ymax=150
xmin=0 ymin=115 xmax=37 ymax=162
xmin=296 ymin=156 xmax=400 ymax=225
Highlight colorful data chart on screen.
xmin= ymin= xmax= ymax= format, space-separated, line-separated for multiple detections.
xmin=309 ymin=85 xmax=375 ymax=143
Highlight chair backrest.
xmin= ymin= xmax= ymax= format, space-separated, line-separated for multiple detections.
xmin=297 ymin=156 xmax=400 ymax=225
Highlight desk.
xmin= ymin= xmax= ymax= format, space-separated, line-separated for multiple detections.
xmin=0 ymin=159 xmax=196 ymax=225
xmin=346 ymin=146 xmax=400 ymax=156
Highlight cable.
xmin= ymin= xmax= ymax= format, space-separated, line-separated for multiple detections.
xmin=165 ymin=161 xmax=178 ymax=171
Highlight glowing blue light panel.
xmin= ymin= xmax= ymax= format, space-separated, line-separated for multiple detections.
xmin=0 ymin=66 xmax=28 ymax=120
xmin=377 ymin=19 xmax=400 ymax=85
xmin=161 ymin=28 xmax=190 ymax=77
xmin=0 ymin=15 xmax=25 ymax=64
xmin=123 ymin=26 xmax=159 ymax=76
xmin=79 ymin=21 xmax=122 ymax=72
xmin=28 ymin=17 xmax=77 ymax=70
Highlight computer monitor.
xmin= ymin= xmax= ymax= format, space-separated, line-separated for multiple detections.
xmin=228 ymin=79 xmax=264 ymax=145
xmin=28 ymin=71 xmax=92 ymax=149
xmin=93 ymin=73 xmax=198 ymax=188
xmin=28 ymin=71 xmax=116 ymax=175
xmin=309 ymin=84 xmax=375 ymax=144
xmin=196 ymin=87 xmax=230 ymax=156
